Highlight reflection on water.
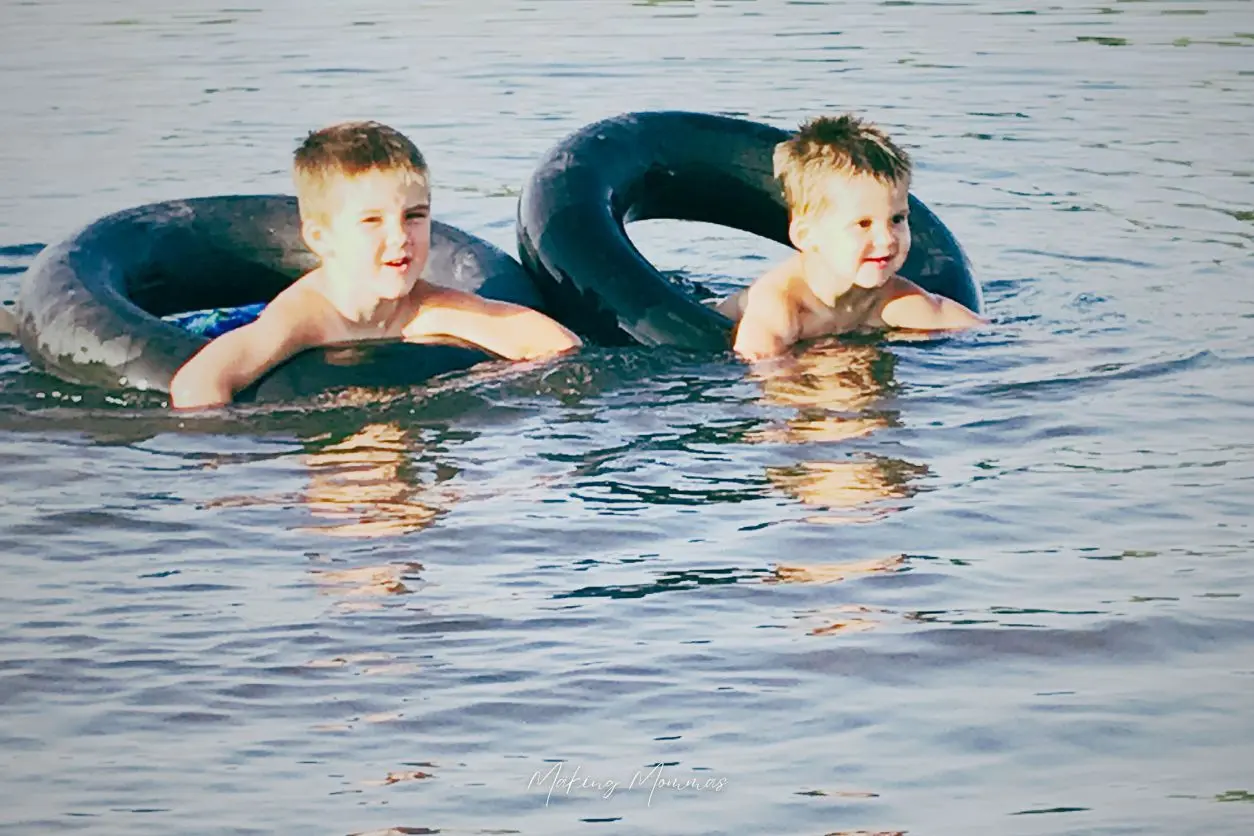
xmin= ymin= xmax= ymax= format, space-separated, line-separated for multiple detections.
xmin=304 ymin=652 xmax=424 ymax=679
xmin=308 ymin=561 xmax=426 ymax=611
xmin=363 ymin=769 xmax=436 ymax=787
xmin=772 ymin=555 xmax=905 ymax=636
xmin=747 ymin=343 xmax=928 ymax=525
xmin=770 ymin=554 xmax=905 ymax=585
xmin=556 ymin=566 xmax=770 ymax=600
xmin=297 ymin=422 xmax=458 ymax=609
xmin=746 ymin=342 xmax=898 ymax=444
xmin=753 ymin=342 xmax=897 ymax=410
xmin=766 ymin=456 xmax=929 ymax=525
xmin=803 ymin=606 xmax=888 ymax=637
xmin=300 ymin=422 xmax=456 ymax=539
xmin=200 ymin=420 xmax=458 ymax=541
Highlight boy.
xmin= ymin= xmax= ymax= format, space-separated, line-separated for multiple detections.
xmin=169 ymin=121 xmax=581 ymax=409
xmin=718 ymin=114 xmax=984 ymax=362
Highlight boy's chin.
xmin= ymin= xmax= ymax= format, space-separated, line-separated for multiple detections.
xmin=852 ymin=270 xmax=891 ymax=289
xmin=371 ymin=273 xmax=419 ymax=299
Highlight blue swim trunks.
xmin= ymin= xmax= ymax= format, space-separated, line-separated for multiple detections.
xmin=164 ymin=302 xmax=266 ymax=338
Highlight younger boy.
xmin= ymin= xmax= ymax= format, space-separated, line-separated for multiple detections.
xmin=718 ymin=114 xmax=984 ymax=362
xmin=169 ymin=121 xmax=581 ymax=409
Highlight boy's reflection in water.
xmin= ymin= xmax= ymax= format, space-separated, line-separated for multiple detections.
xmin=299 ymin=418 xmax=458 ymax=606
xmin=747 ymin=342 xmax=928 ymax=523
xmin=746 ymin=343 xmax=927 ymax=636
xmin=765 ymin=456 xmax=927 ymax=526
xmin=770 ymin=555 xmax=904 ymax=636
xmin=300 ymin=420 xmax=456 ymax=539
xmin=747 ymin=341 xmax=896 ymax=436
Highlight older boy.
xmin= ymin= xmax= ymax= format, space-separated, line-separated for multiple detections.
xmin=169 ymin=121 xmax=581 ymax=408
xmin=719 ymin=114 xmax=984 ymax=362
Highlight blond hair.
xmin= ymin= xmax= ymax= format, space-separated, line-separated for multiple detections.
xmin=292 ymin=121 xmax=429 ymax=222
xmin=773 ymin=114 xmax=912 ymax=218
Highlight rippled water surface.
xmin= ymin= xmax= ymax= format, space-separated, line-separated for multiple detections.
xmin=3 ymin=1 xmax=1253 ymax=834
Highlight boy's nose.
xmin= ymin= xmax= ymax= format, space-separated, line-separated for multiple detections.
xmin=385 ymin=219 xmax=407 ymax=245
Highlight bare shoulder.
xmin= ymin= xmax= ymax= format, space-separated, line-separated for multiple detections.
xmin=744 ymin=256 xmax=805 ymax=317
xmin=732 ymin=257 xmax=807 ymax=360
xmin=409 ymin=280 xmax=491 ymax=310
xmin=753 ymin=254 xmax=804 ymax=294
xmin=257 ymin=271 xmax=335 ymax=347
xmin=402 ymin=281 xmax=502 ymax=334
xmin=400 ymin=280 xmax=529 ymax=344
xmin=879 ymin=274 xmax=930 ymax=301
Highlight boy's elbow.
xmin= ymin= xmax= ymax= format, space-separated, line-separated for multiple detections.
xmin=169 ymin=378 xmax=232 ymax=410
xmin=941 ymin=299 xmax=987 ymax=330
xmin=169 ymin=363 xmax=235 ymax=410
xmin=501 ymin=320 xmax=582 ymax=361
xmin=534 ymin=329 xmax=583 ymax=359
xmin=534 ymin=320 xmax=583 ymax=357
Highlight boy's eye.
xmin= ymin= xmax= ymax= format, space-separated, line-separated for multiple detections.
xmin=406 ymin=210 xmax=429 ymax=221
xmin=892 ymin=213 xmax=908 ymax=224
xmin=361 ymin=216 xmax=382 ymax=225
xmin=857 ymin=219 xmax=873 ymax=229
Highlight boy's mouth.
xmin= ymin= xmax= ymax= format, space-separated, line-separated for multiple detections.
xmin=382 ymin=256 xmax=412 ymax=271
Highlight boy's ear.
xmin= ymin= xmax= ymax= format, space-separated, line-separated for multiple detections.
xmin=301 ymin=217 xmax=329 ymax=258
xmin=788 ymin=215 xmax=811 ymax=251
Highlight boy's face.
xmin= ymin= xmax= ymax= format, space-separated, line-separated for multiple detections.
xmin=793 ymin=172 xmax=911 ymax=302
xmin=304 ymin=167 xmax=432 ymax=302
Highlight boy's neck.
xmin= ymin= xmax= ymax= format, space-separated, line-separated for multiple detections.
xmin=318 ymin=266 xmax=398 ymax=327
xmin=798 ymin=253 xmax=854 ymax=308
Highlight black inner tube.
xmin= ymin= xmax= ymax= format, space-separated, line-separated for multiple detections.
xmin=517 ymin=110 xmax=981 ymax=351
xmin=17 ymin=195 xmax=545 ymax=402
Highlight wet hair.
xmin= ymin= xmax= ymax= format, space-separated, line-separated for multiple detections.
xmin=773 ymin=113 xmax=912 ymax=217
xmin=292 ymin=121 xmax=429 ymax=222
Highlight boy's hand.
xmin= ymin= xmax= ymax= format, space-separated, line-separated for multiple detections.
xmin=733 ymin=324 xmax=789 ymax=362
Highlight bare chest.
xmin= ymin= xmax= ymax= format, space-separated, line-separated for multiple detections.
xmin=794 ymin=288 xmax=883 ymax=340
xmin=327 ymin=300 xmax=418 ymax=345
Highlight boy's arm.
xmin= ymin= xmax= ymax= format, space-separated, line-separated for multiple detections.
xmin=877 ymin=276 xmax=987 ymax=332
xmin=733 ymin=287 xmax=798 ymax=362
xmin=403 ymin=287 xmax=582 ymax=360
xmin=168 ymin=305 xmax=316 ymax=409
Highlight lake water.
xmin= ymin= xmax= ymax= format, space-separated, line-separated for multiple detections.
xmin=2 ymin=1 xmax=1253 ymax=834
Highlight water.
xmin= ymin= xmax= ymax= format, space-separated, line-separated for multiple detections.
xmin=2 ymin=0 xmax=1253 ymax=833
